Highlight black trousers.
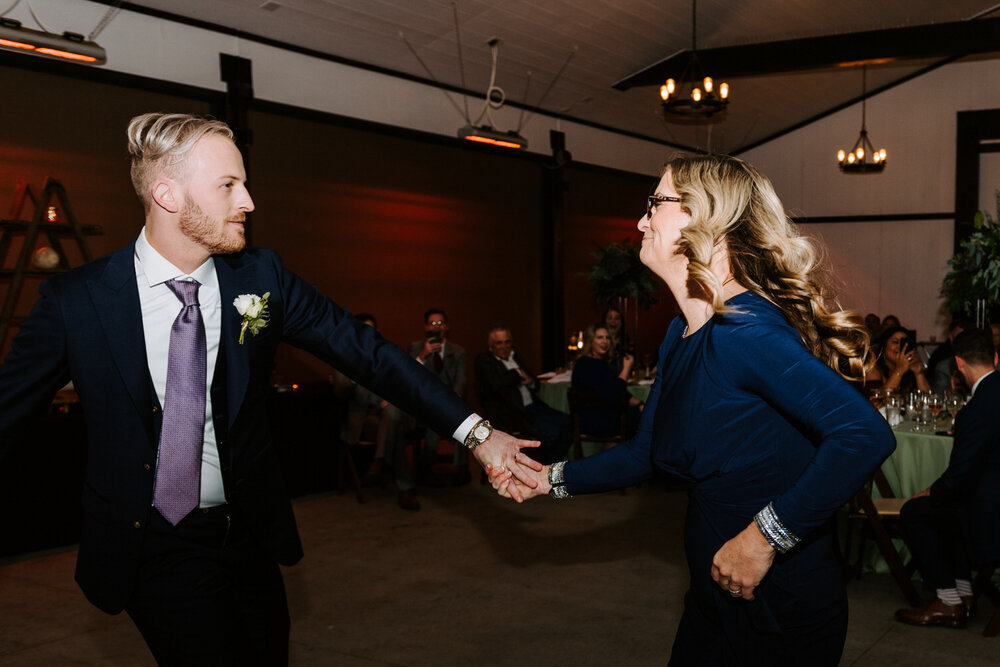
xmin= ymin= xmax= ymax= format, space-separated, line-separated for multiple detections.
xmin=125 ymin=505 xmax=290 ymax=666
xmin=900 ymin=496 xmax=972 ymax=590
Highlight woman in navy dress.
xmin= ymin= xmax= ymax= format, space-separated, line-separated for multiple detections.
xmin=490 ymin=155 xmax=894 ymax=666
xmin=571 ymin=324 xmax=643 ymax=437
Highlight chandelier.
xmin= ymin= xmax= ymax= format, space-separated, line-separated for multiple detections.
xmin=837 ymin=67 xmax=886 ymax=173
xmin=659 ymin=0 xmax=729 ymax=119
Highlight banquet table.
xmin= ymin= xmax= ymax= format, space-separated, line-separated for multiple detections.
xmin=860 ymin=421 xmax=953 ymax=573
xmin=537 ymin=380 xmax=652 ymax=414
xmin=882 ymin=421 xmax=953 ymax=497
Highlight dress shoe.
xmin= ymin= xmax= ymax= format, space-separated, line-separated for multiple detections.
xmin=961 ymin=595 xmax=976 ymax=620
xmin=397 ymin=489 xmax=420 ymax=511
xmin=895 ymin=599 xmax=966 ymax=628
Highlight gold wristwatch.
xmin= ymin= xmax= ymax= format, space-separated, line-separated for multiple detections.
xmin=464 ymin=419 xmax=492 ymax=450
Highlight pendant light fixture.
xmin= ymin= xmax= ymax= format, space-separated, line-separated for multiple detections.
xmin=659 ymin=0 xmax=729 ymax=119
xmin=837 ymin=67 xmax=887 ymax=173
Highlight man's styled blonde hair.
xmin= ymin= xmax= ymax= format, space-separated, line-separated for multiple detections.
xmin=127 ymin=113 xmax=234 ymax=212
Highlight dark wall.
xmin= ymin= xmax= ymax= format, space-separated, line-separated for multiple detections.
xmin=562 ymin=167 xmax=679 ymax=362
xmin=0 ymin=60 xmax=678 ymax=385
xmin=0 ymin=63 xmax=214 ymax=356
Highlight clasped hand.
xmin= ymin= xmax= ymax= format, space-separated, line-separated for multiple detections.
xmin=484 ymin=459 xmax=550 ymax=503
xmin=472 ymin=430 xmax=544 ymax=502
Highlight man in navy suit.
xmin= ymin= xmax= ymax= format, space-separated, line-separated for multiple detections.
xmin=0 ymin=113 xmax=540 ymax=665
xmin=896 ymin=328 xmax=1000 ymax=629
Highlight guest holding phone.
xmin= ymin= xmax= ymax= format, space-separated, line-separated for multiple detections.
xmin=866 ymin=325 xmax=931 ymax=395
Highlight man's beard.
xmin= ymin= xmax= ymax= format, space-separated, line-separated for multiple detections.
xmin=179 ymin=197 xmax=246 ymax=255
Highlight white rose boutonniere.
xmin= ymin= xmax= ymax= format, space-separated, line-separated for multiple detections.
xmin=233 ymin=292 xmax=270 ymax=344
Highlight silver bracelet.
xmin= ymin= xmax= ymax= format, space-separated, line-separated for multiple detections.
xmin=753 ymin=502 xmax=799 ymax=554
xmin=548 ymin=461 xmax=571 ymax=499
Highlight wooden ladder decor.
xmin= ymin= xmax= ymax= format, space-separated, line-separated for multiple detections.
xmin=0 ymin=179 xmax=102 ymax=355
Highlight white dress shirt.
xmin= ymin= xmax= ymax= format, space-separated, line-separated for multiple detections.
xmin=497 ymin=355 xmax=533 ymax=406
xmin=134 ymin=228 xmax=226 ymax=507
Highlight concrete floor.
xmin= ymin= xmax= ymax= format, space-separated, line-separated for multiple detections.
xmin=1 ymin=481 xmax=998 ymax=666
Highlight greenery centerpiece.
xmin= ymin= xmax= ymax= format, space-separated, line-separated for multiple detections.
xmin=586 ymin=238 xmax=658 ymax=308
xmin=941 ymin=189 xmax=1000 ymax=326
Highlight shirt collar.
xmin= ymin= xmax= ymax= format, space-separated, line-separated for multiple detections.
xmin=135 ymin=226 xmax=215 ymax=286
xmin=972 ymin=370 xmax=994 ymax=397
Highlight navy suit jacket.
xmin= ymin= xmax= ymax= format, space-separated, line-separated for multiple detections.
xmin=474 ymin=351 xmax=536 ymax=434
xmin=930 ymin=371 xmax=1000 ymax=562
xmin=0 ymin=242 xmax=471 ymax=613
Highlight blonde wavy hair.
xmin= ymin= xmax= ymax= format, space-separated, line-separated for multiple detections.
xmin=666 ymin=154 xmax=870 ymax=380
xmin=579 ymin=325 xmax=609 ymax=359
xmin=127 ymin=113 xmax=234 ymax=212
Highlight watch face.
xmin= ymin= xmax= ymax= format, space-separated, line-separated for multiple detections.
xmin=474 ymin=424 xmax=490 ymax=440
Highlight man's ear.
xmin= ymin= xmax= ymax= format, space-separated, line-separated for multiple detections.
xmin=151 ymin=178 xmax=181 ymax=214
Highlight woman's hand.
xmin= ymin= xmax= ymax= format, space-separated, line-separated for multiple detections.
xmin=710 ymin=522 xmax=776 ymax=601
xmin=884 ymin=341 xmax=910 ymax=377
xmin=619 ymin=353 xmax=635 ymax=380
xmin=485 ymin=463 xmax=551 ymax=502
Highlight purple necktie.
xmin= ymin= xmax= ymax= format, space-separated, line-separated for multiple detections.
xmin=153 ymin=279 xmax=206 ymax=526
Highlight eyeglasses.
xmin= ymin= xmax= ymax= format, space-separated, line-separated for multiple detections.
xmin=647 ymin=194 xmax=681 ymax=219
xmin=428 ymin=320 xmax=446 ymax=326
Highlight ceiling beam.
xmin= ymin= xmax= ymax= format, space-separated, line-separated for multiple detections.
xmin=613 ymin=17 xmax=1000 ymax=90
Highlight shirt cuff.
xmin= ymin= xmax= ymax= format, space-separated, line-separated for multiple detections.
xmin=452 ymin=413 xmax=482 ymax=444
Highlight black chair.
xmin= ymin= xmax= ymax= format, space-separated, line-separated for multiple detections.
xmin=567 ymin=387 xmax=629 ymax=461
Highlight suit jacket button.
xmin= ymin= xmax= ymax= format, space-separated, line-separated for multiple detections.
xmin=143 ymin=462 xmax=152 ymax=471
xmin=133 ymin=520 xmax=142 ymax=529
xmin=152 ymin=406 xmax=159 ymax=413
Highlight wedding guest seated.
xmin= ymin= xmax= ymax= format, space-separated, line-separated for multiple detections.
xmin=473 ymin=326 xmax=571 ymax=464
xmin=864 ymin=313 xmax=882 ymax=340
xmin=865 ymin=325 xmax=931 ymax=395
xmin=880 ymin=314 xmax=901 ymax=335
xmin=571 ymin=325 xmax=642 ymax=438
xmin=896 ymin=328 xmax=1000 ymax=628
xmin=603 ymin=306 xmax=631 ymax=372
xmin=333 ymin=313 xmax=420 ymax=510
xmin=927 ymin=316 xmax=971 ymax=394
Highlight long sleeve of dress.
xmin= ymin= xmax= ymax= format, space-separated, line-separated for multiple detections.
xmin=727 ymin=323 xmax=896 ymax=538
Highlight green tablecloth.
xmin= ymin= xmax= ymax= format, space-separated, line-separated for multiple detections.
xmin=860 ymin=422 xmax=953 ymax=573
xmin=537 ymin=381 xmax=651 ymax=458
xmin=537 ymin=381 xmax=651 ymax=414
xmin=882 ymin=422 xmax=953 ymax=497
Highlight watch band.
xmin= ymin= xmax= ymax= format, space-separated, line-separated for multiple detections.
xmin=463 ymin=418 xmax=492 ymax=450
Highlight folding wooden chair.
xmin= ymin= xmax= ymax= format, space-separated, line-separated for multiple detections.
xmin=849 ymin=468 xmax=923 ymax=606
xmin=973 ymin=563 xmax=1000 ymax=637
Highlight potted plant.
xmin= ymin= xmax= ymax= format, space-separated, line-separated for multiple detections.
xmin=941 ymin=189 xmax=1000 ymax=327
xmin=586 ymin=238 xmax=658 ymax=309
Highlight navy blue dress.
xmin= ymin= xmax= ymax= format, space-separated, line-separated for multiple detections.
xmin=571 ymin=356 xmax=630 ymax=437
xmin=564 ymin=291 xmax=895 ymax=666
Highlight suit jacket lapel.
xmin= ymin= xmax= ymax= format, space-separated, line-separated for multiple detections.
xmin=87 ymin=243 xmax=154 ymax=421
xmin=214 ymin=253 xmax=253 ymax=428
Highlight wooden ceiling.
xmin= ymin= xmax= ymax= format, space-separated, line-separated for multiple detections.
xmin=111 ymin=0 xmax=1000 ymax=155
